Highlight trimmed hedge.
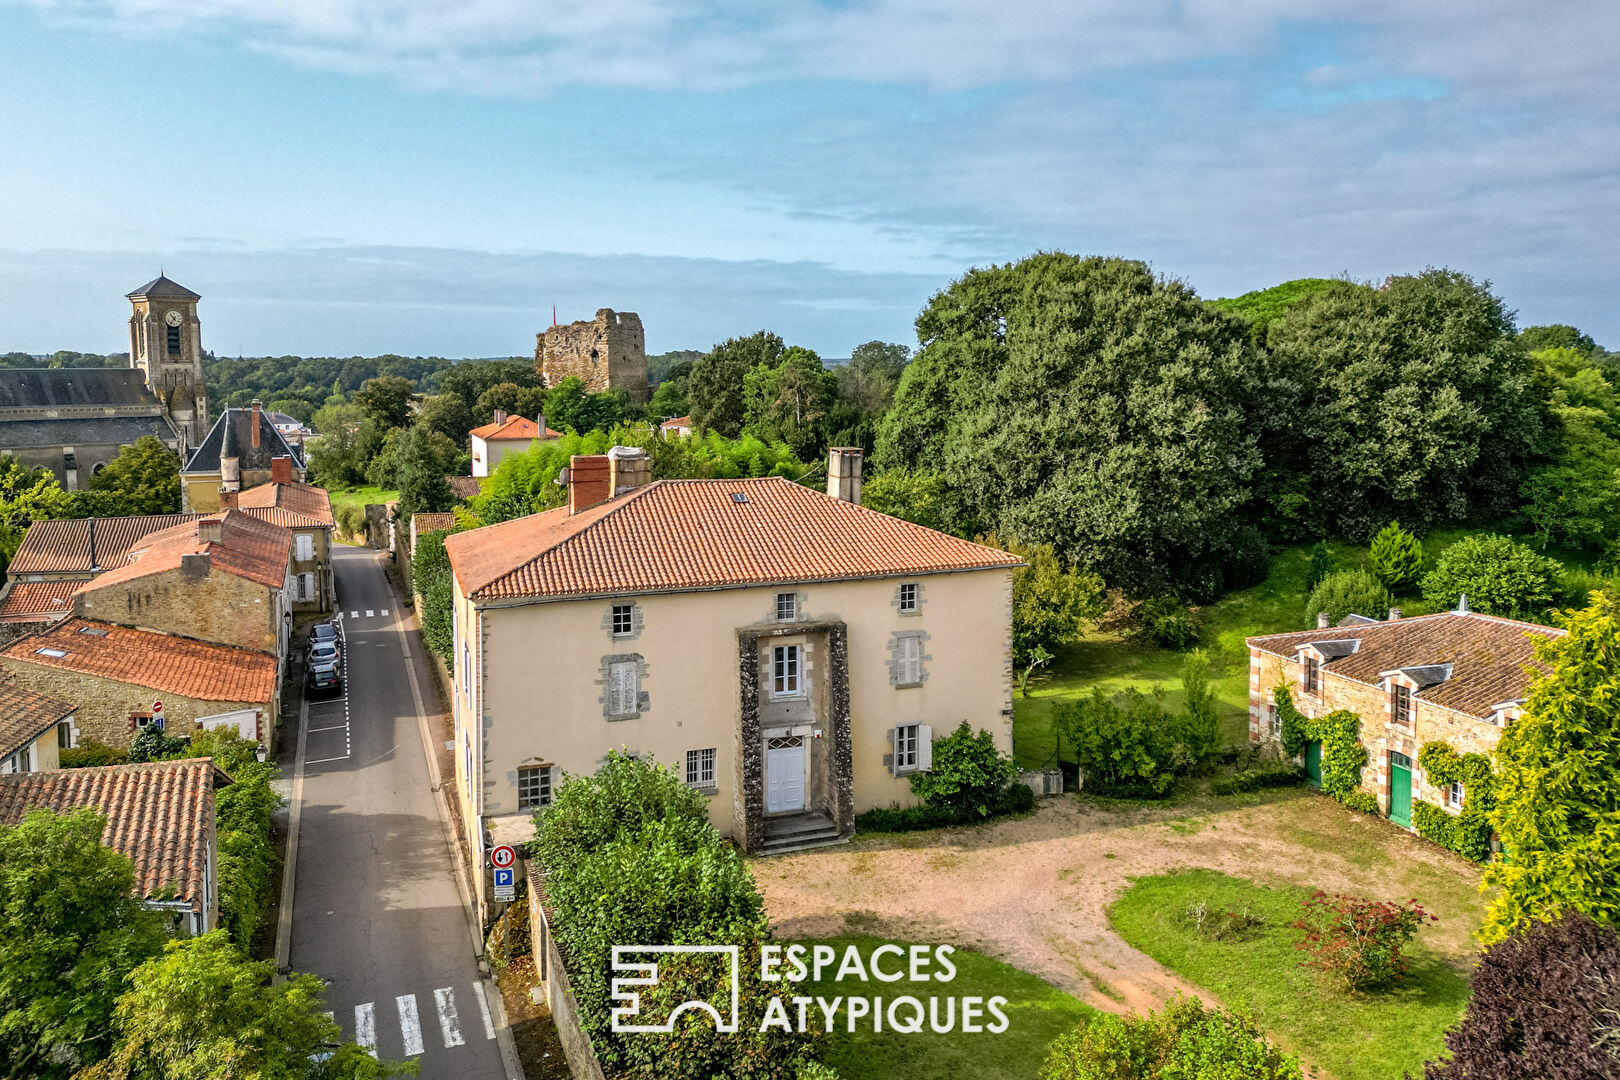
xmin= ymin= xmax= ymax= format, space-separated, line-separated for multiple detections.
xmin=1081 ymin=776 xmax=1178 ymax=800
xmin=857 ymin=783 xmax=1035 ymax=833
xmin=1211 ymin=767 xmax=1306 ymax=796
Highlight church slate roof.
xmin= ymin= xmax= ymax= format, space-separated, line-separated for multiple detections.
xmin=125 ymin=275 xmax=201 ymax=301
xmin=0 ymin=416 xmax=177 ymax=449
xmin=184 ymin=407 xmax=304 ymax=474
xmin=0 ymin=369 xmax=158 ymax=410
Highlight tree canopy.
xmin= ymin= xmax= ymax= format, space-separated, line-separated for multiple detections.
xmin=89 ymin=436 xmax=181 ymax=515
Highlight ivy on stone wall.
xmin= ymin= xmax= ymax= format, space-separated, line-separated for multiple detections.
xmin=1274 ymin=686 xmax=1369 ymax=804
xmin=1411 ymin=741 xmax=1497 ymax=862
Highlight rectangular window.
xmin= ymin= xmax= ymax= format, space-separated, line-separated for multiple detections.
xmin=608 ymin=660 xmax=640 ymax=715
xmin=297 ymin=573 xmax=312 ymax=601
xmin=1303 ymin=656 xmax=1320 ymax=693
xmin=1394 ymin=684 xmax=1412 ymax=725
xmin=895 ymin=635 xmax=922 ymax=686
xmin=898 ymin=582 xmax=918 ymax=612
xmin=1268 ymin=706 xmax=1282 ymax=739
xmin=685 ymin=748 xmax=716 ymax=789
xmin=611 ymin=604 xmax=634 ymax=637
xmin=517 ymin=765 xmax=552 ymax=809
xmin=776 ymin=592 xmax=797 ymax=622
xmin=772 ymin=645 xmax=801 ymax=696
xmin=295 ymin=534 xmax=315 ymax=562
xmin=1447 ymin=781 xmax=1464 ymax=809
xmin=57 ymin=721 xmax=72 ymax=750
xmin=894 ymin=723 xmax=920 ymax=770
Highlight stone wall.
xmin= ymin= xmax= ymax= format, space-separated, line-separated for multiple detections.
xmin=526 ymin=865 xmax=609 ymax=1080
xmin=535 ymin=309 xmax=650 ymax=402
xmin=75 ymin=565 xmax=282 ymax=655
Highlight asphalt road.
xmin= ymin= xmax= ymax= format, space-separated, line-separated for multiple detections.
xmin=288 ymin=546 xmax=510 ymax=1078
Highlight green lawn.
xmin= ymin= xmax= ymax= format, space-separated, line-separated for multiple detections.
xmin=1109 ymin=870 xmax=1469 ymax=1080
xmin=319 ymin=484 xmax=398 ymax=540
xmin=795 ymin=935 xmax=1092 ymax=1080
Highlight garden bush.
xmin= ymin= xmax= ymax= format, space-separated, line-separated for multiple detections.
xmin=1136 ymin=595 xmax=1200 ymax=650
xmin=856 ymin=783 xmax=1034 ymax=833
xmin=908 ymin=721 xmax=1016 ymax=818
xmin=1368 ymin=522 xmax=1424 ymax=593
xmin=59 ymin=738 xmax=127 ymax=768
xmin=1419 ymin=533 xmax=1561 ymax=618
xmin=1305 ymin=540 xmax=1332 ymax=595
xmin=1182 ymin=900 xmax=1266 ymax=942
xmin=1418 ymin=913 xmax=1620 ymax=1080
xmin=1293 ymin=891 xmax=1435 ymax=992
xmin=1056 ymin=688 xmax=1184 ymax=796
xmin=1211 ymin=767 xmax=1306 ymax=796
xmin=1039 ymin=995 xmax=1302 ymax=1080
xmin=1306 ymin=569 xmax=1391 ymax=626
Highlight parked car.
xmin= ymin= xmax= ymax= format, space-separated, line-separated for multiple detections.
xmin=308 ymin=642 xmax=342 ymax=671
xmin=306 ymin=662 xmax=341 ymax=695
xmin=309 ymin=621 xmax=342 ymax=651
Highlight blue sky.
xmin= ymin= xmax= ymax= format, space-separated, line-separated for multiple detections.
xmin=1 ymin=1 xmax=1616 ymax=358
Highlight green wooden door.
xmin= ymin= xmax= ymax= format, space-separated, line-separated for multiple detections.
xmin=1389 ymin=752 xmax=1413 ymax=827
xmin=1304 ymin=740 xmax=1322 ymax=786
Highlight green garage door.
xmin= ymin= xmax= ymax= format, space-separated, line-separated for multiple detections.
xmin=1304 ymin=740 xmax=1322 ymax=787
xmin=1388 ymin=752 xmax=1413 ymax=827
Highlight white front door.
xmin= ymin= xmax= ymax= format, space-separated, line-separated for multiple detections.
xmin=766 ymin=736 xmax=806 ymax=814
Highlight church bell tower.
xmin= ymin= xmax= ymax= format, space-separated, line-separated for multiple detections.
xmin=127 ymin=274 xmax=209 ymax=448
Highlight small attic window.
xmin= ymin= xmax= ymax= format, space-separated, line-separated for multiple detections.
xmin=36 ymin=648 xmax=68 ymax=658
xmin=731 ymin=493 xmax=748 ymax=504
xmin=77 ymin=627 xmax=108 ymax=637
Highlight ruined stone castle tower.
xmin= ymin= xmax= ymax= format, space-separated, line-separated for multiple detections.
xmin=535 ymin=309 xmax=650 ymax=402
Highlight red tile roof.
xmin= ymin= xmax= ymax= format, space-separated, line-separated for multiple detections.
xmin=469 ymin=415 xmax=562 ymax=441
xmin=79 ymin=510 xmax=291 ymax=593
xmin=0 ymin=618 xmax=278 ymax=703
xmin=446 ymin=476 xmax=482 ymax=501
xmin=0 ymin=679 xmax=75 ymax=761
xmin=236 ymin=482 xmax=335 ymax=527
xmin=0 ymin=581 xmax=79 ymax=623
xmin=9 ymin=514 xmax=198 ymax=576
xmin=0 ymin=759 xmax=227 ymax=912
xmin=444 ymin=477 xmax=1022 ymax=602
xmin=1248 ymin=611 xmax=1563 ymax=717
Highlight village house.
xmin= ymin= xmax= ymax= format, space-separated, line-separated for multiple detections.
xmin=0 ymin=680 xmax=78 ymax=774
xmin=658 ymin=415 xmax=693 ymax=437
xmin=0 ymin=617 xmax=279 ymax=748
xmin=469 ymin=411 xmax=562 ymax=477
xmin=444 ymin=446 xmax=1020 ymax=906
xmin=1247 ymin=602 xmax=1560 ymax=832
xmin=228 ymin=468 xmax=336 ymax=612
xmin=0 ymin=758 xmax=230 ymax=934
xmin=181 ymin=401 xmax=306 ymax=512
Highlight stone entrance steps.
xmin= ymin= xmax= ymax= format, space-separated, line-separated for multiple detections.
xmin=757 ymin=811 xmax=847 ymax=856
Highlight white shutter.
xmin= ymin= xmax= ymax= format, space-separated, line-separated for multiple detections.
xmin=917 ymin=724 xmax=934 ymax=771
xmin=901 ymin=636 xmax=922 ymax=684
xmin=888 ymin=727 xmax=899 ymax=776
xmin=611 ymin=662 xmax=638 ymax=715
xmin=296 ymin=533 xmax=314 ymax=562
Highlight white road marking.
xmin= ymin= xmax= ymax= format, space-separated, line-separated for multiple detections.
xmin=366 ymin=609 xmax=375 ymax=617
xmin=307 ymin=725 xmax=348 ymax=733
xmin=380 ymin=607 xmax=389 ymax=615
xmin=471 ymin=981 xmax=496 ymax=1040
xmin=350 ymin=610 xmax=359 ymax=618
xmin=397 ymin=993 xmax=424 ymax=1056
xmin=305 ymin=754 xmax=351 ymax=765
xmin=434 ymin=987 xmax=465 ymax=1048
xmin=355 ymin=1002 xmax=376 ymax=1052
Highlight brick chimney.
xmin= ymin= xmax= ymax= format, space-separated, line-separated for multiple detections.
xmin=1316 ymin=611 xmax=1331 ymax=629
xmin=608 ymin=445 xmax=651 ymax=496
xmin=250 ymin=400 xmax=262 ymax=449
xmin=218 ymin=487 xmax=239 ymax=509
xmin=567 ymin=455 xmax=611 ymax=515
xmin=197 ymin=518 xmax=224 ymax=544
xmin=492 ymin=409 xmax=507 ymax=427
xmin=827 ymin=447 xmax=863 ymax=504
xmin=271 ymin=455 xmax=293 ymax=485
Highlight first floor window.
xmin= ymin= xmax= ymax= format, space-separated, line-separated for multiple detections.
xmin=295 ymin=533 xmax=315 ymax=562
xmin=772 ymin=645 xmax=801 ymax=696
xmin=685 ymin=748 xmax=716 ymax=789
xmin=1303 ymin=656 xmax=1320 ymax=693
xmin=1447 ymin=781 xmax=1464 ymax=809
xmin=518 ymin=764 xmax=552 ymax=809
xmin=608 ymin=660 xmax=640 ymax=715
xmin=57 ymin=721 xmax=73 ymax=749
xmin=1393 ymin=684 xmax=1412 ymax=725
xmin=895 ymin=635 xmax=923 ymax=686
xmin=898 ymin=582 xmax=918 ymax=612
xmin=776 ymin=592 xmax=797 ymax=622
xmin=611 ymin=603 xmax=634 ymax=636
xmin=894 ymin=724 xmax=920 ymax=770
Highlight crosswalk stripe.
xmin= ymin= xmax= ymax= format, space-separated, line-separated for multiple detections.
xmin=381 ymin=607 xmax=390 ymax=615
xmin=471 ymin=981 xmax=496 ymax=1040
xmin=366 ymin=609 xmax=375 ymax=617
xmin=350 ymin=610 xmax=358 ymax=618
xmin=434 ymin=987 xmax=464 ymax=1048
xmin=397 ymin=994 xmax=424 ymax=1056
xmin=355 ymin=1002 xmax=376 ymax=1052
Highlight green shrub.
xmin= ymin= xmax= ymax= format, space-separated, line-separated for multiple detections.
xmin=1275 ymin=687 xmax=1369 ymax=806
xmin=1306 ymin=569 xmax=1391 ymax=626
xmin=1181 ymin=900 xmax=1266 ymax=941
xmin=1293 ymin=891 xmax=1436 ymax=992
xmin=1039 ymin=995 xmax=1302 ymax=1080
xmin=1305 ymin=540 xmax=1332 ymax=595
xmin=1179 ymin=650 xmax=1220 ymax=768
xmin=1368 ymin=522 xmax=1423 ymax=593
xmin=59 ymin=738 xmax=127 ymax=768
xmin=1339 ymin=791 xmax=1380 ymax=815
xmin=1137 ymin=595 xmax=1200 ymax=650
xmin=413 ymin=523 xmax=469 ymax=661
xmin=1056 ymin=688 xmax=1185 ymax=796
xmin=1558 ymin=566 xmax=1614 ymax=608
xmin=128 ymin=725 xmax=187 ymax=763
xmin=857 ymin=784 xmax=1034 ymax=833
xmin=1211 ymin=767 xmax=1306 ymax=795
xmin=1411 ymin=742 xmax=1495 ymax=862
xmin=908 ymin=722 xmax=1016 ymax=818
xmin=1419 ymin=533 xmax=1561 ymax=618
xmin=335 ymin=503 xmax=364 ymax=539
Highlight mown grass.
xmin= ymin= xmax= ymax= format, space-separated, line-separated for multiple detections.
xmin=1109 ymin=869 xmax=1469 ymax=1080
xmin=794 ymin=935 xmax=1092 ymax=1080
xmin=319 ymin=484 xmax=399 ymax=541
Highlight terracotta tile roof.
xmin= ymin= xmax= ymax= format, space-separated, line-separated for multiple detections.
xmin=445 ymin=477 xmax=1022 ymax=602
xmin=1248 ymin=611 xmax=1564 ymax=717
xmin=0 ymin=581 xmax=79 ymax=622
xmin=470 ymin=415 xmax=562 ymax=441
xmin=0 ymin=679 xmax=75 ymax=761
xmin=79 ymin=510 xmax=291 ymax=593
xmin=412 ymin=512 xmax=458 ymax=535
xmin=9 ymin=514 xmax=200 ymax=576
xmin=236 ymin=481 xmax=335 ymax=527
xmin=1 ymin=618 xmax=278 ymax=702
xmin=0 ymin=759 xmax=226 ymax=912
xmin=659 ymin=415 xmax=692 ymax=430
xmin=446 ymin=476 xmax=482 ymax=501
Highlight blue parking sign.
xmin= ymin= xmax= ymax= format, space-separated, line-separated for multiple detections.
xmin=493 ymin=867 xmax=514 ymax=888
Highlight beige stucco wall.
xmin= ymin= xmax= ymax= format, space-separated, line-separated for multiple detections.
xmin=470 ymin=435 xmax=537 ymax=478
xmin=452 ymin=567 xmax=1015 ymax=859
xmin=288 ymin=526 xmax=333 ymax=612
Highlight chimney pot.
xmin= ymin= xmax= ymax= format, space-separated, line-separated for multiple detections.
xmin=221 ymin=455 xmax=241 ymax=491
xmin=567 ymin=455 xmax=612 ymax=515
xmin=536 ymin=413 xmax=546 ymax=436
xmin=1387 ymin=607 xmax=1402 ymax=621
xmin=492 ymin=409 xmax=507 ymax=427
xmin=271 ymin=455 xmax=293 ymax=485
xmin=1316 ymin=611 xmax=1331 ymax=629
xmin=608 ymin=445 xmax=651 ymax=496
xmin=827 ymin=447 xmax=864 ymax=505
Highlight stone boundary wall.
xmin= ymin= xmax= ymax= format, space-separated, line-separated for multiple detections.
xmin=526 ymin=864 xmax=610 ymax=1080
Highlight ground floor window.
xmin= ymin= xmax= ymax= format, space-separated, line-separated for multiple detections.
xmin=517 ymin=764 xmax=553 ymax=810
xmin=894 ymin=724 xmax=920 ymax=770
xmin=1267 ymin=705 xmax=1281 ymax=739
xmin=685 ymin=747 xmax=716 ymax=789
xmin=1447 ymin=780 xmax=1464 ymax=809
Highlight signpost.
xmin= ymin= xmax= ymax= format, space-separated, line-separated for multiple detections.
xmin=150 ymin=701 xmax=165 ymax=731
xmin=490 ymin=844 xmax=517 ymax=902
